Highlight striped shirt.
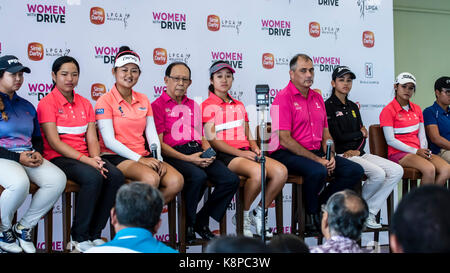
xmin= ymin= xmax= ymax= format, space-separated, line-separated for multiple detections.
xmin=310 ymin=236 xmax=363 ymax=253
xmin=37 ymin=87 xmax=95 ymax=160
xmin=379 ymin=98 xmax=423 ymax=157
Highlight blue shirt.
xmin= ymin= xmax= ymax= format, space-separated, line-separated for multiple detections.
xmin=87 ymin=227 xmax=178 ymax=253
xmin=0 ymin=92 xmax=40 ymax=152
xmin=423 ymin=101 xmax=450 ymax=154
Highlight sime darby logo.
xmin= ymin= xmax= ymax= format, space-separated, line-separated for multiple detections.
xmin=309 ymin=22 xmax=320 ymax=37
xmin=91 ymin=83 xmax=106 ymax=101
xmin=26 ymin=4 xmax=66 ymax=23
xmin=153 ymin=48 xmax=167 ymax=65
xmin=207 ymin=15 xmax=220 ymax=31
xmin=261 ymin=19 xmax=291 ymax=36
xmin=362 ymin=31 xmax=375 ymax=47
xmin=28 ymin=42 xmax=44 ymax=61
xmin=262 ymin=53 xmax=274 ymax=69
xmin=152 ymin=12 xmax=186 ymax=30
xmin=90 ymin=7 xmax=105 ymax=25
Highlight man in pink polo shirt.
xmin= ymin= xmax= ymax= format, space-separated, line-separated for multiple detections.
xmin=270 ymin=54 xmax=364 ymax=234
xmin=152 ymin=62 xmax=239 ymax=243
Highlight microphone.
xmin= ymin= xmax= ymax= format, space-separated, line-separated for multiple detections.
xmin=326 ymin=139 xmax=333 ymax=160
xmin=150 ymin=143 xmax=158 ymax=159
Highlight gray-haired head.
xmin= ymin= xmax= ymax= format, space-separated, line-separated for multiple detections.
xmin=324 ymin=189 xmax=369 ymax=241
xmin=114 ymin=182 xmax=164 ymax=233
xmin=289 ymin=53 xmax=313 ymax=71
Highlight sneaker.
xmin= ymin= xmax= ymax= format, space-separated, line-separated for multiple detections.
xmin=250 ymin=206 xmax=273 ymax=238
xmin=12 ymin=223 xmax=36 ymax=253
xmin=67 ymin=239 xmax=94 ymax=253
xmin=366 ymin=213 xmax=382 ymax=229
xmin=243 ymin=212 xmax=254 ymax=238
xmin=0 ymin=229 xmax=23 ymax=253
xmin=91 ymin=238 xmax=106 ymax=246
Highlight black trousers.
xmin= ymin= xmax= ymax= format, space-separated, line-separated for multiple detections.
xmin=271 ymin=149 xmax=364 ymax=214
xmin=51 ymin=156 xmax=125 ymax=242
xmin=164 ymin=143 xmax=240 ymax=227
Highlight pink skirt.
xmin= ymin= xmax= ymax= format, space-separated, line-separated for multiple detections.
xmin=388 ymin=151 xmax=409 ymax=164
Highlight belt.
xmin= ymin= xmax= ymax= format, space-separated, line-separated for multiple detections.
xmin=174 ymin=141 xmax=200 ymax=150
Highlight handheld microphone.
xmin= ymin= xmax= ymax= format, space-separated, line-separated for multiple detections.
xmin=326 ymin=139 xmax=333 ymax=160
xmin=150 ymin=143 xmax=158 ymax=159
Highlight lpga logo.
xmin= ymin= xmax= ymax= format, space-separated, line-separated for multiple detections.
xmin=357 ymin=0 xmax=380 ymax=19
xmin=261 ymin=19 xmax=291 ymax=37
xmin=152 ymin=12 xmax=186 ymax=30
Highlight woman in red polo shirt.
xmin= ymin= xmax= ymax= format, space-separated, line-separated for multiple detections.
xmin=380 ymin=72 xmax=450 ymax=185
xmin=202 ymin=61 xmax=287 ymax=238
xmin=37 ymin=56 xmax=125 ymax=252
xmin=95 ymin=46 xmax=183 ymax=204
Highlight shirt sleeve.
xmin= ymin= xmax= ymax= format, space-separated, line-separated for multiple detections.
xmin=151 ymin=100 xmax=165 ymax=135
xmin=37 ymin=99 xmax=56 ymax=124
xmin=423 ymin=107 xmax=437 ymax=126
xmin=270 ymin=93 xmax=292 ymax=132
xmin=201 ymin=101 xmax=217 ymax=124
xmin=379 ymin=107 xmax=394 ymax=127
xmin=95 ymin=95 xmax=113 ymax=120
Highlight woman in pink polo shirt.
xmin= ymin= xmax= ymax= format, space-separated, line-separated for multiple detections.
xmin=95 ymin=46 xmax=183 ymax=204
xmin=202 ymin=61 xmax=287 ymax=238
xmin=37 ymin=56 xmax=125 ymax=252
xmin=380 ymin=72 xmax=450 ymax=185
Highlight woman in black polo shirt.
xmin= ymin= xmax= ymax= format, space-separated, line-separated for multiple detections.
xmin=325 ymin=66 xmax=403 ymax=229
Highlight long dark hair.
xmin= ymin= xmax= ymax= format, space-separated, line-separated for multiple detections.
xmin=51 ymin=56 xmax=80 ymax=89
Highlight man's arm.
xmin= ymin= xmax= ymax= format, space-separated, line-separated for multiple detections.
xmin=425 ymin=124 xmax=450 ymax=150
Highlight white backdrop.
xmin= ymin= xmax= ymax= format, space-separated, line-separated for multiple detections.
xmin=0 ymin=0 xmax=395 ymax=252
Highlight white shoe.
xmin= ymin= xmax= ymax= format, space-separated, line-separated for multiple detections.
xmin=0 ymin=229 xmax=23 ymax=253
xmin=12 ymin=223 xmax=36 ymax=253
xmin=250 ymin=206 xmax=273 ymax=238
xmin=92 ymin=238 xmax=106 ymax=246
xmin=68 ymin=239 xmax=94 ymax=253
xmin=243 ymin=212 xmax=254 ymax=238
xmin=366 ymin=213 xmax=382 ymax=229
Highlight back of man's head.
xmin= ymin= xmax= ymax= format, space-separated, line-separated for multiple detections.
xmin=325 ymin=190 xmax=369 ymax=241
xmin=115 ymin=182 xmax=164 ymax=233
xmin=391 ymin=185 xmax=450 ymax=253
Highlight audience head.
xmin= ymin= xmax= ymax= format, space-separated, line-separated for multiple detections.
xmin=321 ymin=189 xmax=369 ymax=241
xmin=112 ymin=182 xmax=164 ymax=234
xmin=205 ymin=235 xmax=268 ymax=253
xmin=268 ymin=234 xmax=309 ymax=253
xmin=390 ymin=185 xmax=450 ymax=253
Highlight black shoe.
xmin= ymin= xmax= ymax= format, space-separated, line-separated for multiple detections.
xmin=194 ymin=225 xmax=216 ymax=241
xmin=305 ymin=213 xmax=321 ymax=235
xmin=186 ymin=226 xmax=196 ymax=244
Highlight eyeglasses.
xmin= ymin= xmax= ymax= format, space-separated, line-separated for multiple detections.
xmin=168 ymin=76 xmax=191 ymax=84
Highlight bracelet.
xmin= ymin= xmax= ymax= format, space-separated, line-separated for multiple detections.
xmin=76 ymin=153 xmax=84 ymax=161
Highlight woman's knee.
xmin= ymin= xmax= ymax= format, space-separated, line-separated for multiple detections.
xmin=140 ymin=171 xmax=161 ymax=187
